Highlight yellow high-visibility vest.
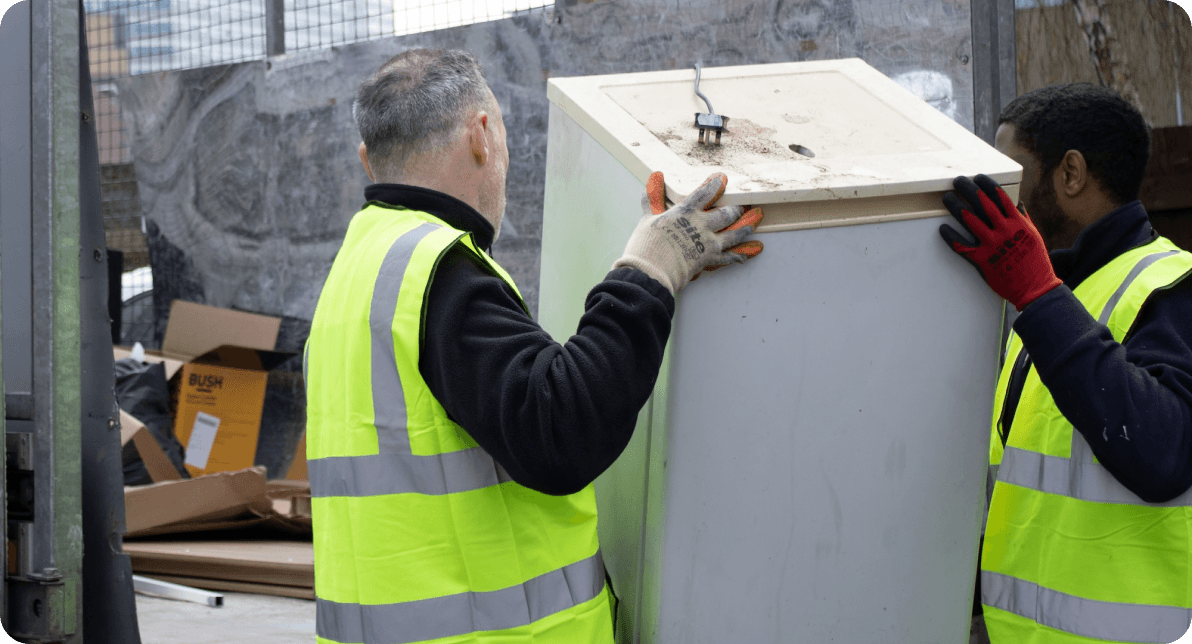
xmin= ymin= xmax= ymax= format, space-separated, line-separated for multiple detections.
xmin=305 ymin=203 xmax=614 ymax=644
xmin=984 ymin=235 xmax=1192 ymax=644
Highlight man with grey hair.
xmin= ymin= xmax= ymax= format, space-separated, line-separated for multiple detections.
xmin=305 ymin=47 xmax=763 ymax=644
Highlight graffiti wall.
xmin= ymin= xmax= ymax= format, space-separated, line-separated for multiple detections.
xmin=119 ymin=0 xmax=974 ymax=329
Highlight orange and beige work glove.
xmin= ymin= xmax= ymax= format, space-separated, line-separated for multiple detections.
xmin=613 ymin=171 xmax=764 ymax=295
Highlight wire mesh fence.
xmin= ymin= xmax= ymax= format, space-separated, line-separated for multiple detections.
xmin=90 ymin=0 xmax=1189 ymax=344
xmin=85 ymin=0 xmax=554 ymax=74
xmin=84 ymin=0 xmax=551 ymax=344
xmin=287 ymin=0 xmax=394 ymax=52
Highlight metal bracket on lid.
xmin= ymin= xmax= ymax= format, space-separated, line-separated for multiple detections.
xmin=693 ymin=62 xmax=729 ymax=145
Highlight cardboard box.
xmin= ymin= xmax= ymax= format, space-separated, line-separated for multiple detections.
xmin=174 ymin=348 xmax=270 ymax=477
xmin=161 ymin=300 xmax=281 ymax=360
xmin=112 ymin=346 xmax=185 ymax=381
xmin=115 ymin=300 xmax=305 ymax=478
xmin=119 ymin=410 xmax=182 ymax=483
xmin=114 ymin=299 xmax=279 ymax=373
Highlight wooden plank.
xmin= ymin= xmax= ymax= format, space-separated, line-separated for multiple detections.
xmin=1141 ymin=127 xmax=1192 ymax=212
xmin=124 ymin=540 xmax=313 ymax=588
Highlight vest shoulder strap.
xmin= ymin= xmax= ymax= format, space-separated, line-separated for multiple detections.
xmin=1100 ymin=238 xmax=1192 ymax=341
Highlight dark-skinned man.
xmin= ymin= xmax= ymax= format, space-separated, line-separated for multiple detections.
xmin=304 ymin=48 xmax=763 ymax=644
xmin=940 ymin=83 xmax=1192 ymax=644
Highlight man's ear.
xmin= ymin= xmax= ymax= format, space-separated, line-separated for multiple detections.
xmin=359 ymin=142 xmax=376 ymax=183
xmin=469 ymin=111 xmax=490 ymax=165
xmin=1057 ymin=149 xmax=1089 ymax=199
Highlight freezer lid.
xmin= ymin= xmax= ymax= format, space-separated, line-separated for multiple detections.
xmin=547 ymin=59 xmax=1022 ymax=220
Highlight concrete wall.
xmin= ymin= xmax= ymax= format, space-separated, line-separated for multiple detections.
xmin=118 ymin=0 xmax=974 ymax=335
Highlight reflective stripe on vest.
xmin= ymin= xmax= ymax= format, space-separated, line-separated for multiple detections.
xmin=309 ymin=448 xmax=514 ymax=496
xmin=315 ymin=550 xmax=605 ymax=644
xmin=1095 ymin=250 xmax=1181 ymax=325
xmin=983 ymin=571 xmax=1192 ymax=643
xmin=307 ymin=206 xmax=610 ymax=644
xmin=998 ymin=442 xmax=1192 ymax=507
xmin=982 ymin=237 xmax=1192 ymax=644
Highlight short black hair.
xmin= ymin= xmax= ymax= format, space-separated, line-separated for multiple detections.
xmin=998 ymin=83 xmax=1150 ymax=205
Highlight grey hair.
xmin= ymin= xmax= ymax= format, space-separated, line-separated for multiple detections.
xmin=353 ymin=48 xmax=491 ymax=177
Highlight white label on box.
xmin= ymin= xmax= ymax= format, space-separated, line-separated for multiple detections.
xmin=184 ymin=411 xmax=221 ymax=470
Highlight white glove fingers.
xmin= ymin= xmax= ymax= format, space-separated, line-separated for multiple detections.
xmin=716 ymin=225 xmax=755 ymax=250
xmin=708 ymin=250 xmax=749 ymax=267
xmin=698 ymin=204 xmax=746 ymax=232
xmin=682 ymin=173 xmax=729 ymax=211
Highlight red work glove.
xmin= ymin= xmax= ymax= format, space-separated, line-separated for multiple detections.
xmin=939 ymin=174 xmax=1061 ymax=311
xmin=643 ymin=172 xmax=764 ymax=281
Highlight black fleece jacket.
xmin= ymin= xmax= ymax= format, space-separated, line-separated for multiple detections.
xmin=1004 ymin=201 xmax=1192 ymax=503
xmin=363 ymin=184 xmax=675 ymax=497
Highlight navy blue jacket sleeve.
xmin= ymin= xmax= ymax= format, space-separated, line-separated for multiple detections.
xmin=418 ymin=245 xmax=675 ymax=496
xmin=1013 ymin=280 xmax=1192 ymax=502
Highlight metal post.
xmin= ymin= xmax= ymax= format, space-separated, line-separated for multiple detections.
xmin=77 ymin=0 xmax=143 ymax=640
xmin=19 ymin=0 xmax=83 ymax=640
xmin=266 ymin=0 xmax=285 ymax=57
xmin=0 ymin=0 xmax=25 ymax=629
xmin=971 ymin=0 xmax=1018 ymax=143
xmin=1172 ymin=2 xmax=1185 ymax=127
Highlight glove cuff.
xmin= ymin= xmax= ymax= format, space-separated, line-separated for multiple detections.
xmin=612 ymin=255 xmax=679 ymax=296
xmin=1014 ymin=275 xmax=1063 ymax=311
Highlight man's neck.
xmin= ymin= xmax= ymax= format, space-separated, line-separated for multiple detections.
xmin=1068 ymin=186 xmax=1122 ymax=234
xmin=381 ymin=147 xmax=485 ymax=220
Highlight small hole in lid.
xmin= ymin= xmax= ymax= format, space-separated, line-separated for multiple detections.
xmin=789 ymin=144 xmax=815 ymax=158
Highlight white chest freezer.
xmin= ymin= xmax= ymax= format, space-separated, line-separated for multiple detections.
xmin=538 ymin=59 xmax=1020 ymax=644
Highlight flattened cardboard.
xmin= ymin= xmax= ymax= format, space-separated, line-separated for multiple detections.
xmin=120 ymin=410 xmax=182 ymax=482
xmin=124 ymin=467 xmax=270 ymax=537
xmin=132 ymin=517 xmax=273 ymax=538
xmin=123 ymin=540 xmax=314 ymax=589
xmin=124 ymin=469 xmax=312 ymax=538
xmin=268 ymin=479 xmax=312 ymax=525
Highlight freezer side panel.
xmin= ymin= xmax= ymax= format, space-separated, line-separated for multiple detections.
xmin=654 ymin=216 xmax=999 ymax=643
xmin=540 ymin=103 xmax=653 ymax=644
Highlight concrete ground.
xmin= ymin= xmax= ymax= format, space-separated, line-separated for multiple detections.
xmin=136 ymin=591 xmax=315 ymax=644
